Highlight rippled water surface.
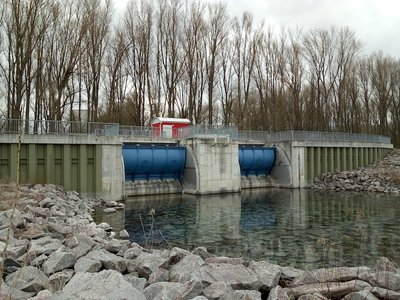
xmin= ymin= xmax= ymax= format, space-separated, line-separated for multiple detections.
xmin=95 ymin=189 xmax=400 ymax=269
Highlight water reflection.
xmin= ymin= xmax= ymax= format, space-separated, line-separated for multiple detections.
xmin=94 ymin=189 xmax=400 ymax=268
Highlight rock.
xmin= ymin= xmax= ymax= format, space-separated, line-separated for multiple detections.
xmin=220 ymin=290 xmax=262 ymax=300
xmin=70 ymin=241 xmax=92 ymax=259
xmin=169 ymin=254 xmax=204 ymax=283
xmin=6 ymin=244 xmax=28 ymax=259
xmin=30 ymin=254 xmax=48 ymax=267
xmin=47 ymin=222 xmax=72 ymax=235
xmin=205 ymin=256 xmax=246 ymax=265
xmin=361 ymin=270 xmax=400 ymax=291
xmin=192 ymin=246 xmax=213 ymax=260
xmin=119 ymin=229 xmax=129 ymax=239
xmin=365 ymin=286 xmax=400 ymax=299
xmin=4 ymin=266 xmax=47 ymax=293
xmin=199 ymin=263 xmax=261 ymax=290
xmin=148 ymin=268 xmax=169 ymax=284
xmin=298 ymin=293 xmax=328 ymax=300
xmin=0 ymin=281 xmax=35 ymax=300
xmin=143 ymin=282 xmax=184 ymax=300
xmin=166 ymin=247 xmax=191 ymax=266
xmin=248 ymin=260 xmax=281 ymax=291
xmin=342 ymin=290 xmax=379 ymax=300
xmin=105 ymin=239 xmax=130 ymax=254
xmin=130 ymin=250 xmax=169 ymax=279
xmin=2 ymin=257 xmax=22 ymax=276
xmin=374 ymin=257 xmax=398 ymax=273
xmin=124 ymin=244 xmax=143 ymax=259
xmin=0 ymin=208 xmax=24 ymax=229
xmin=103 ymin=207 xmax=116 ymax=213
xmin=97 ymin=222 xmax=113 ymax=231
xmin=124 ymin=273 xmax=147 ymax=291
xmin=290 ymin=280 xmax=371 ymax=298
xmin=281 ymin=266 xmax=304 ymax=279
xmin=74 ymin=257 xmax=102 ymax=273
xmin=267 ymin=285 xmax=294 ymax=300
xmin=203 ymin=281 xmax=233 ymax=299
xmin=85 ymin=249 xmax=127 ymax=273
xmin=49 ymin=269 xmax=146 ymax=300
xmin=48 ymin=269 xmax=75 ymax=292
xmin=176 ymin=280 xmax=204 ymax=300
xmin=29 ymin=289 xmax=53 ymax=300
xmin=42 ymin=251 xmax=77 ymax=275
xmin=25 ymin=237 xmax=64 ymax=262
xmin=64 ymin=236 xmax=79 ymax=248
xmin=306 ymin=266 xmax=371 ymax=284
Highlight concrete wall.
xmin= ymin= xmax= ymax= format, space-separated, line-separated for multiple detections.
xmin=182 ymin=137 xmax=241 ymax=194
xmin=0 ymin=134 xmax=124 ymax=201
xmin=268 ymin=140 xmax=393 ymax=188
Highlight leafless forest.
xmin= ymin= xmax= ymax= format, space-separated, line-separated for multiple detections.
xmin=1 ymin=0 xmax=399 ymax=146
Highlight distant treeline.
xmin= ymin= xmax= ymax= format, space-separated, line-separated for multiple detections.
xmin=0 ymin=0 xmax=399 ymax=146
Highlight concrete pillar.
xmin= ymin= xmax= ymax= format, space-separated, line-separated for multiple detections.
xmin=335 ymin=147 xmax=341 ymax=171
xmin=322 ymin=147 xmax=328 ymax=174
xmin=329 ymin=147 xmax=335 ymax=172
xmin=182 ymin=138 xmax=241 ymax=194
xmin=309 ymin=147 xmax=315 ymax=180
xmin=63 ymin=144 xmax=71 ymax=190
xmin=46 ymin=144 xmax=54 ymax=183
xmin=28 ymin=144 xmax=36 ymax=183
xmin=10 ymin=144 xmax=17 ymax=181
xmin=341 ymin=147 xmax=347 ymax=171
xmin=354 ymin=147 xmax=359 ymax=170
xmin=373 ymin=148 xmax=378 ymax=162
xmin=348 ymin=148 xmax=353 ymax=170
xmin=79 ymin=145 xmax=88 ymax=194
xmin=315 ymin=147 xmax=321 ymax=177
xmin=360 ymin=147 xmax=364 ymax=167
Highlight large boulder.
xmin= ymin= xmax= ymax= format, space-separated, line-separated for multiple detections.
xmin=203 ymin=282 xmax=233 ymax=299
xmin=143 ymin=282 xmax=185 ymax=300
xmin=48 ymin=269 xmax=146 ymax=300
xmin=248 ymin=261 xmax=281 ymax=291
xmin=42 ymin=251 xmax=77 ymax=275
xmin=84 ymin=249 xmax=127 ymax=273
xmin=199 ymin=263 xmax=261 ymax=290
xmin=220 ymin=290 xmax=262 ymax=300
xmin=4 ymin=266 xmax=47 ymax=293
xmin=129 ymin=250 xmax=169 ymax=279
xmin=169 ymin=254 xmax=204 ymax=283
xmin=74 ymin=257 xmax=102 ymax=273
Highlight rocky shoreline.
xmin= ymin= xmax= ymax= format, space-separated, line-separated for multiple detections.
xmin=0 ymin=184 xmax=399 ymax=299
xmin=309 ymin=149 xmax=400 ymax=193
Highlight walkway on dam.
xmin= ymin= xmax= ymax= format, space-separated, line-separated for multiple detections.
xmin=0 ymin=118 xmax=392 ymax=145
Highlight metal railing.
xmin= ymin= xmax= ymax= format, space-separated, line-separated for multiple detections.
xmin=0 ymin=119 xmax=120 ymax=136
xmin=237 ymin=130 xmax=391 ymax=144
xmin=0 ymin=119 xmax=391 ymax=144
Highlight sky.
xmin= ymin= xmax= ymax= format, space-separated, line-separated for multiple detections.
xmin=113 ymin=0 xmax=400 ymax=58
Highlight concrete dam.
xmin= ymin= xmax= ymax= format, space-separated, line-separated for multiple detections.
xmin=0 ymin=119 xmax=393 ymax=201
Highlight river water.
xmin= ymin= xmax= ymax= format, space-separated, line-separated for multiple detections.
xmin=95 ymin=188 xmax=400 ymax=269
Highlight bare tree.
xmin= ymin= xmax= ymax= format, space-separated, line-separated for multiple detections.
xmin=231 ymin=12 xmax=261 ymax=129
xmin=283 ymin=28 xmax=304 ymax=130
xmin=1 ymin=0 xmax=50 ymax=122
xmin=156 ymin=0 xmax=184 ymax=118
xmin=302 ymin=27 xmax=337 ymax=130
xmin=205 ymin=2 xmax=228 ymax=125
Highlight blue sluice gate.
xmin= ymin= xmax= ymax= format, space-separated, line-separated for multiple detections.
xmin=239 ymin=145 xmax=276 ymax=176
xmin=122 ymin=144 xmax=186 ymax=181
